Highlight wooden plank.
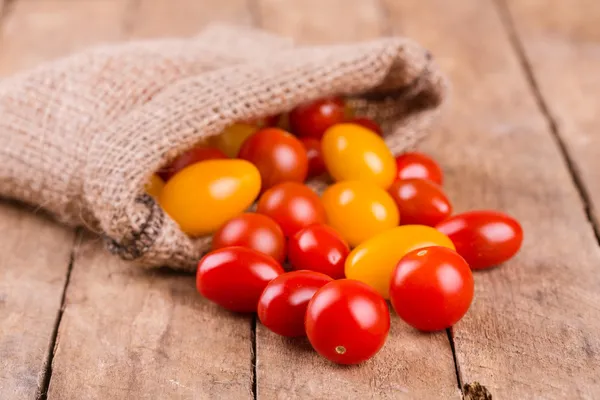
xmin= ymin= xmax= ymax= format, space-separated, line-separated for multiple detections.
xmin=501 ymin=0 xmax=600 ymax=236
xmin=384 ymin=0 xmax=600 ymax=398
xmin=253 ymin=1 xmax=461 ymax=398
xmin=46 ymin=0 xmax=255 ymax=398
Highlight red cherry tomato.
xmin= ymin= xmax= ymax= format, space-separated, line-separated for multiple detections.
xmin=305 ymin=279 xmax=390 ymax=365
xmin=436 ymin=210 xmax=523 ymax=270
xmin=390 ymin=246 xmax=474 ymax=331
xmin=258 ymin=271 xmax=333 ymax=337
xmin=212 ymin=213 xmax=286 ymax=263
xmin=346 ymin=117 xmax=383 ymax=136
xmin=196 ymin=247 xmax=284 ymax=312
xmin=388 ymin=178 xmax=452 ymax=226
xmin=238 ymin=128 xmax=308 ymax=190
xmin=300 ymin=138 xmax=327 ymax=178
xmin=289 ymin=97 xmax=346 ymax=139
xmin=158 ymin=146 xmax=227 ymax=181
xmin=395 ymin=152 xmax=443 ymax=185
xmin=257 ymin=182 xmax=327 ymax=237
xmin=288 ymin=224 xmax=349 ymax=279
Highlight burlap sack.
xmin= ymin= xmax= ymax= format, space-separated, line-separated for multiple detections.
xmin=0 ymin=25 xmax=447 ymax=271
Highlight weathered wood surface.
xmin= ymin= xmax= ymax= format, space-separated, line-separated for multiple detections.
xmin=384 ymin=0 xmax=600 ymax=398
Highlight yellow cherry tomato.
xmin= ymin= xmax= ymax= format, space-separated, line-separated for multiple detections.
xmin=321 ymin=181 xmax=399 ymax=247
xmin=159 ymin=159 xmax=261 ymax=237
xmin=145 ymin=174 xmax=164 ymax=198
xmin=209 ymin=123 xmax=259 ymax=158
xmin=321 ymin=123 xmax=396 ymax=189
xmin=345 ymin=225 xmax=455 ymax=298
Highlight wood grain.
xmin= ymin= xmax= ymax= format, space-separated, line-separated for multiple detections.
xmin=253 ymin=1 xmax=461 ymax=398
xmin=44 ymin=0 xmax=256 ymax=398
xmin=384 ymin=0 xmax=600 ymax=398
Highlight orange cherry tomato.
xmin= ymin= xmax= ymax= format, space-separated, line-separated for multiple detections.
xmin=321 ymin=123 xmax=396 ymax=189
xmin=160 ymin=159 xmax=261 ymax=236
xmin=390 ymin=246 xmax=474 ymax=331
xmin=388 ymin=178 xmax=452 ymax=226
xmin=345 ymin=225 xmax=455 ymax=298
xmin=300 ymin=138 xmax=327 ymax=178
xmin=212 ymin=213 xmax=286 ymax=263
xmin=238 ymin=128 xmax=308 ymax=191
xmin=145 ymin=174 xmax=164 ymax=198
xmin=159 ymin=146 xmax=227 ymax=181
xmin=395 ymin=152 xmax=443 ymax=185
xmin=209 ymin=123 xmax=259 ymax=158
xmin=257 ymin=182 xmax=326 ymax=237
xmin=321 ymin=181 xmax=399 ymax=247
xmin=289 ymin=97 xmax=346 ymax=139
xmin=346 ymin=117 xmax=383 ymax=136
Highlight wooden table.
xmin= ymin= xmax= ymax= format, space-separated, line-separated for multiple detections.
xmin=1 ymin=0 xmax=599 ymax=399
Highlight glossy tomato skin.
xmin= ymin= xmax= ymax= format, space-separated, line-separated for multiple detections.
xmin=395 ymin=152 xmax=443 ymax=185
xmin=288 ymin=224 xmax=350 ymax=279
xmin=305 ymin=279 xmax=390 ymax=365
xmin=322 ymin=181 xmax=399 ymax=247
xmin=289 ymin=97 xmax=346 ymax=139
xmin=238 ymin=128 xmax=308 ymax=191
xmin=390 ymin=246 xmax=474 ymax=331
xmin=212 ymin=213 xmax=286 ymax=263
xmin=346 ymin=117 xmax=383 ymax=136
xmin=159 ymin=146 xmax=227 ymax=181
xmin=257 ymin=182 xmax=327 ymax=237
xmin=345 ymin=225 xmax=455 ymax=298
xmin=322 ymin=123 xmax=396 ymax=189
xmin=258 ymin=271 xmax=333 ymax=337
xmin=436 ymin=210 xmax=523 ymax=270
xmin=300 ymin=138 xmax=327 ymax=178
xmin=388 ymin=178 xmax=452 ymax=226
xmin=196 ymin=247 xmax=284 ymax=312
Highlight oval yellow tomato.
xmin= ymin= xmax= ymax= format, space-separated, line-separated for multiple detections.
xmin=345 ymin=225 xmax=455 ymax=298
xmin=160 ymin=159 xmax=261 ymax=236
xmin=209 ymin=123 xmax=259 ymax=158
xmin=321 ymin=123 xmax=396 ymax=189
xmin=321 ymin=181 xmax=399 ymax=247
xmin=145 ymin=174 xmax=165 ymax=198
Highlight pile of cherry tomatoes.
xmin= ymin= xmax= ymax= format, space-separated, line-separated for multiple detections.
xmin=147 ymin=97 xmax=524 ymax=365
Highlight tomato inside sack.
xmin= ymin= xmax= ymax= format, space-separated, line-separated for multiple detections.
xmin=196 ymin=247 xmax=284 ymax=312
xmin=305 ymin=279 xmax=390 ymax=365
xmin=212 ymin=213 xmax=286 ymax=264
xmin=436 ymin=210 xmax=523 ymax=270
xmin=209 ymin=123 xmax=259 ymax=158
xmin=346 ymin=117 xmax=383 ymax=136
xmin=145 ymin=174 xmax=164 ymax=198
xmin=388 ymin=178 xmax=452 ymax=227
xmin=390 ymin=246 xmax=474 ymax=331
xmin=258 ymin=271 xmax=333 ymax=337
xmin=394 ymin=152 xmax=443 ymax=185
xmin=289 ymin=97 xmax=346 ymax=139
xmin=158 ymin=146 xmax=227 ymax=181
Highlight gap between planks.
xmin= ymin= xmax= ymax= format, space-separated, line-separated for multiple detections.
xmin=492 ymin=0 xmax=600 ymax=245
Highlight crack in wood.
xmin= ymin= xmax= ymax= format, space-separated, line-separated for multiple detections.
xmin=250 ymin=315 xmax=257 ymax=400
xmin=492 ymin=0 xmax=600 ymax=247
xmin=446 ymin=328 xmax=463 ymax=392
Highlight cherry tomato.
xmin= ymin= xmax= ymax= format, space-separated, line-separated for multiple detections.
xmin=395 ymin=152 xmax=443 ymax=184
xmin=288 ymin=224 xmax=350 ymax=279
xmin=209 ymin=123 xmax=259 ymax=158
xmin=258 ymin=271 xmax=333 ymax=337
xmin=289 ymin=97 xmax=346 ymax=139
xmin=346 ymin=117 xmax=383 ymax=136
xmin=257 ymin=182 xmax=326 ymax=237
xmin=160 ymin=159 xmax=261 ymax=236
xmin=238 ymin=128 xmax=308 ymax=191
xmin=300 ymin=138 xmax=327 ymax=178
xmin=305 ymin=279 xmax=390 ymax=365
xmin=322 ymin=123 xmax=396 ymax=189
xmin=159 ymin=146 xmax=227 ymax=181
xmin=212 ymin=213 xmax=286 ymax=263
xmin=322 ymin=181 xmax=399 ymax=247
xmin=390 ymin=246 xmax=474 ymax=331
xmin=436 ymin=210 xmax=523 ymax=270
xmin=145 ymin=174 xmax=164 ymax=198
xmin=197 ymin=247 xmax=284 ymax=312
xmin=345 ymin=225 xmax=455 ymax=298
xmin=388 ymin=178 xmax=452 ymax=226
